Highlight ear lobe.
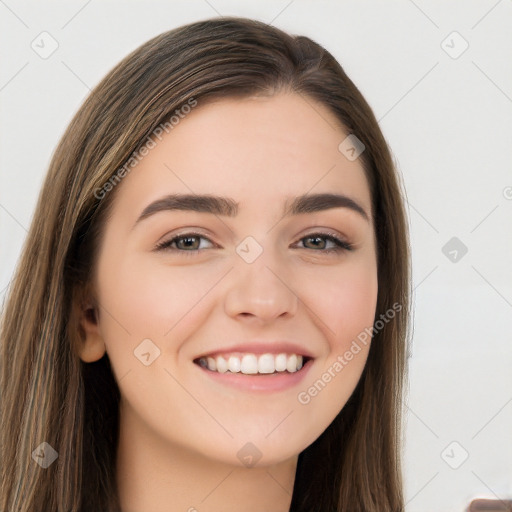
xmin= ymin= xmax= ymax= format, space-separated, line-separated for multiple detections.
xmin=78 ymin=303 xmax=107 ymax=363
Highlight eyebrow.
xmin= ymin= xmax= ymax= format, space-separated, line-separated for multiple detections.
xmin=133 ymin=192 xmax=369 ymax=228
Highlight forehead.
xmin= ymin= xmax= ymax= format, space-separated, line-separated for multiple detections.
xmin=111 ymin=93 xmax=372 ymax=217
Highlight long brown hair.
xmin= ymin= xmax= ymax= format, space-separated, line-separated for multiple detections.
xmin=0 ymin=16 xmax=411 ymax=512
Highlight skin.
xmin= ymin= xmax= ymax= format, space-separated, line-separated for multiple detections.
xmin=79 ymin=92 xmax=378 ymax=512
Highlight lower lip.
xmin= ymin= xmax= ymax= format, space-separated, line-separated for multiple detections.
xmin=194 ymin=358 xmax=314 ymax=392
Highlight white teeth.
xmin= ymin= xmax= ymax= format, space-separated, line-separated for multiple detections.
xmin=240 ymin=354 xmax=258 ymax=374
xmin=216 ymin=356 xmax=228 ymax=373
xmin=286 ymin=354 xmax=298 ymax=373
xmin=275 ymin=353 xmax=287 ymax=372
xmin=228 ymin=356 xmax=241 ymax=373
xmin=258 ymin=354 xmax=275 ymax=374
xmin=197 ymin=352 xmax=307 ymax=374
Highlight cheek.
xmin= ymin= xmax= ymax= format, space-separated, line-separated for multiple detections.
xmin=291 ymin=255 xmax=377 ymax=436
xmin=302 ymin=256 xmax=378 ymax=352
xmin=94 ymin=249 xmax=234 ymax=389
xmin=330 ymin=270 xmax=378 ymax=350
xmin=96 ymin=252 xmax=214 ymax=340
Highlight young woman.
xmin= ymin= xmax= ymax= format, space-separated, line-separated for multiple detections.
xmin=0 ymin=16 xmax=411 ymax=512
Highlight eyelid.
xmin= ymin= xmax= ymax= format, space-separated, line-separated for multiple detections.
xmin=300 ymin=227 xmax=350 ymax=243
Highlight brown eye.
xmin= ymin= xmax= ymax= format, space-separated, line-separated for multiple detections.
xmin=174 ymin=235 xmax=200 ymax=250
xmin=296 ymin=233 xmax=353 ymax=253
xmin=155 ymin=233 xmax=214 ymax=255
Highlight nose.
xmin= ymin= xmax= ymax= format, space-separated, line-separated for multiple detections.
xmin=223 ymin=244 xmax=299 ymax=323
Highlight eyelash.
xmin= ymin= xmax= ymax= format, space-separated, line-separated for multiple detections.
xmin=154 ymin=231 xmax=353 ymax=256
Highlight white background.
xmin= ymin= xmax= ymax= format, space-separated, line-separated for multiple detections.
xmin=1 ymin=1 xmax=511 ymax=511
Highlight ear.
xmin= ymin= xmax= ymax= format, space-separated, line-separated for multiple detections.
xmin=76 ymin=290 xmax=106 ymax=363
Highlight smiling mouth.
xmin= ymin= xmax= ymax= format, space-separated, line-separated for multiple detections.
xmin=194 ymin=353 xmax=312 ymax=375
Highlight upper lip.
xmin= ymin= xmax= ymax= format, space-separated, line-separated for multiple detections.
xmin=194 ymin=341 xmax=314 ymax=360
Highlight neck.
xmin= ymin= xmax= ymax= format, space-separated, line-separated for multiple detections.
xmin=115 ymin=403 xmax=297 ymax=512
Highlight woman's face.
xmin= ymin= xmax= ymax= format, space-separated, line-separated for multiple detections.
xmin=81 ymin=92 xmax=378 ymax=467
